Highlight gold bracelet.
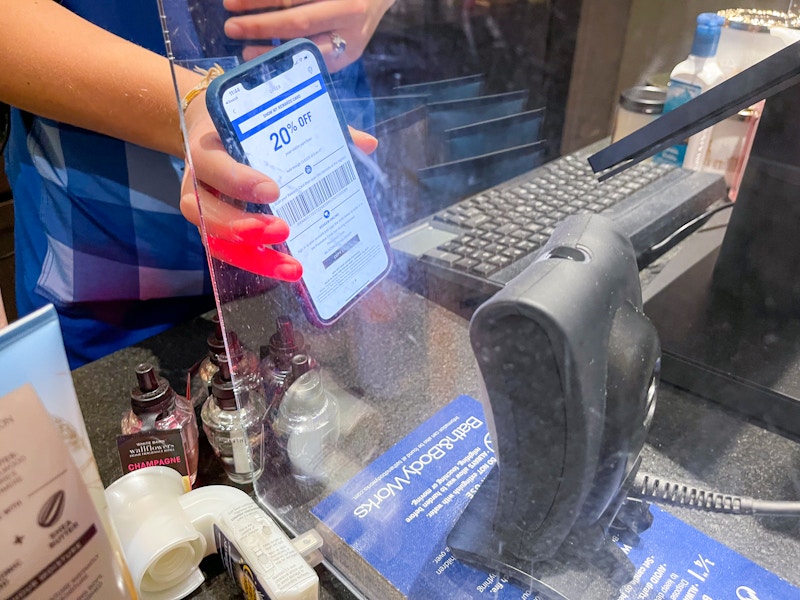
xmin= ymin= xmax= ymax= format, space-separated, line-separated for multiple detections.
xmin=181 ymin=64 xmax=225 ymax=112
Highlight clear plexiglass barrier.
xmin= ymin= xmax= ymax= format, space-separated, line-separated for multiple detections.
xmin=158 ymin=2 xmax=800 ymax=599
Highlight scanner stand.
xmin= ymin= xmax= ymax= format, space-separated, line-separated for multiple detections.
xmin=447 ymin=468 xmax=632 ymax=600
xmin=446 ymin=214 xmax=660 ymax=600
xmin=448 ymin=465 xmax=654 ymax=600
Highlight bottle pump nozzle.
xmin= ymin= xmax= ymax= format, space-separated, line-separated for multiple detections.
xmin=268 ymin=316 xmax=305 ymax=369
xmin=130 ymin=363 xmax=174 ymax=416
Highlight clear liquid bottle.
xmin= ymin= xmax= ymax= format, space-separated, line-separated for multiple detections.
xmin=656 ymin=13 xmax=726 ymax=169
xmin=272 ymin=354 xmax=339 ymax=486
xmin=197 ymin=312 xmax=225 ymax=397
xmin=201 ymin=355 xmax=268 ymax=484
xmin=121 ymin=362 xmax=200 ymax=485
xmin=260 ymin=316 xmax=310 ymax=417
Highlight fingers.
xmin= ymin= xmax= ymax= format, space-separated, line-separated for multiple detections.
xmin=180 ymin=178 xmax=289 ymax=243
xmin=180 ymin=85 xmax=376 ymax=281
xmin=185 ymin=124 xmax=280 ymax=205
xmin=181 ymin=126 xmax=375 ymax=240
xmin=224 ymin=0 xmax=315 ymax=10
xmin=350 ymin=127 xmax=378 ymax=154
xmin=181 ymin=178 xmax=301 ymax=282
xmin=206 ymin=235 xmax=303 ymax=281
xmin=240 ymin=36 xmax=353 ymax=71
xmin=240 ymin=44 xmax=277 ymax=62
xmin=225 ymin=0 xmax=356 ymax=43
xmin=225 ymin=0 xmax=370 ymax=70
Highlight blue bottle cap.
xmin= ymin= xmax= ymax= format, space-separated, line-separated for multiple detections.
xmin=690 ymin=12 xmax=725 ymax=58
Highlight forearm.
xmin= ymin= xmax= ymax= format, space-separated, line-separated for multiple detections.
xmin=0 ymin=0 xmax=197 ymax=158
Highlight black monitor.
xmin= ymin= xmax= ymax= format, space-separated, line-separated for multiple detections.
xmin=589 ymin=40 xmax=800 ymax=440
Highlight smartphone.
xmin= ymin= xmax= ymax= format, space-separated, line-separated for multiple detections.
xmin=205 ymin=39 xmax=392 ymax=326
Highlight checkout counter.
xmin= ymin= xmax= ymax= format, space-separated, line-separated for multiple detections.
xmin=71 ymin=225 xmax=800 ymax=598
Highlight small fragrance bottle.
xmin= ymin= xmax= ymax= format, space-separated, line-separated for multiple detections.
xmin=198 ymin=313 xmax=225 ymax=397
xmin=121 ymin=363 xmax=200 ymax=484
xmin=260 ymin=316 xmax=310 ymax=414
xmin=272 ymin=354 xmax=339 ymax=485
xmin=201 ymin=356 xmax=268 ymax=484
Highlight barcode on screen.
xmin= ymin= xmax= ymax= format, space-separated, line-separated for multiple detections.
xmin=276 ymin=163 xmax=357 ymax=226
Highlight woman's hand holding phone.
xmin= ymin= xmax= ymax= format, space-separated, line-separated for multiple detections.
xmin=203 ymin=41 xmax=391 ymax=325
xmin=222 ymin=0 xmax=396 ymax=70
xmin=179 ymin=87 xmax=377 ymax=281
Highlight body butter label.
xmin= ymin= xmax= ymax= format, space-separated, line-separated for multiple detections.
xmin=0 ymin=384 xmax=118 ymax=599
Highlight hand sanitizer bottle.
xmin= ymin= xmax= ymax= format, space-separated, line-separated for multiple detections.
xmin=656 ymin=13 xmax=726 ymax=169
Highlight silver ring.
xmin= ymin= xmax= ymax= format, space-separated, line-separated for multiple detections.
xmin=330 ymin=32 xmax=347 ymax=57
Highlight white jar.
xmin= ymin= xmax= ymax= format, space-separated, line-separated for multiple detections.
xmin=611 ymin=85 xmax=666 ymax=143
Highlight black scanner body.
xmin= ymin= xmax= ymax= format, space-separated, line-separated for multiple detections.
xmin=448 ymin=214 xmax=660 ymax=600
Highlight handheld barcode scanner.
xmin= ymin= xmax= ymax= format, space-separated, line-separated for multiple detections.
xmin=447 ymin=214 xmax=660 ymax=600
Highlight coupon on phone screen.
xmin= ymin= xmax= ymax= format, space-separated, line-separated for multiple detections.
xmin=217 ymin=45 xmax=390 ymax=324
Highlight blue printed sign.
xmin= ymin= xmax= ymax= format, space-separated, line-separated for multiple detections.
xmin=313 ymin=396 xmax=800 ymax=599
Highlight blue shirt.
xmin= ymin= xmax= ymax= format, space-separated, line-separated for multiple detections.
xmin=8 ymin=1 xmax=214 ymax=368
xmin=8 ymin=1 xmax=373 ymax=369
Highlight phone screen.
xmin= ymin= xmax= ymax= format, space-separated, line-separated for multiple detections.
xmin=217 ymin=45 xmax=390 ymax=324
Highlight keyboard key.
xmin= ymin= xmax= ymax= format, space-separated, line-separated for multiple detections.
xmin=498 ymin=235 xmax=519 ymax=247
xmin=529 ymin=233 xmax=549 ymax=245
xmin=458 ymin=206 xmax=484 ymax=217
xmin=453 ymin=257 xmax=480 ymax=271
xmin=434 ymin=212 xmax=467 ymax=226
xmin=502 ymin=246 xmax=527 ymax=260
xmin=489 ymin=255 xmax=513 ymax=268
xmin=422 ymin=249 xmax=461 ymax=267
xmin=463 ymin=214 xmax=492 ymax=229
xmin=438 ymin=240 xmax=463 ymax=253
xmin=484 ymin=243 xmax=508 ymax=254
xmin=472 ymin=262 xmax=499 ymax=276
xmin=515 ymin=215 xmax=537 ymax=227
xmin=496 ymin=223 xmax=521 ymax=235
xmin=471 ymin=250 xmax=495 ymax=262
xmin=480 ymin=231 xmax=505 ymax=243
xmin=515 ymin=240 xmax=540 ymax=253
xmin=467 ymin=237 xmax=490 ymax=249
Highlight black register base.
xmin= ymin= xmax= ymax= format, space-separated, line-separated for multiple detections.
xmin=71 ymin=256 xmax=800 ymax=599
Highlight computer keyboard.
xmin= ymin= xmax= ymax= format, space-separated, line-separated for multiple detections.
xmin=389 ymin=141 xmax=726 ymax=315
xmin=424 ymin=155 xmax=679 ymax=277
